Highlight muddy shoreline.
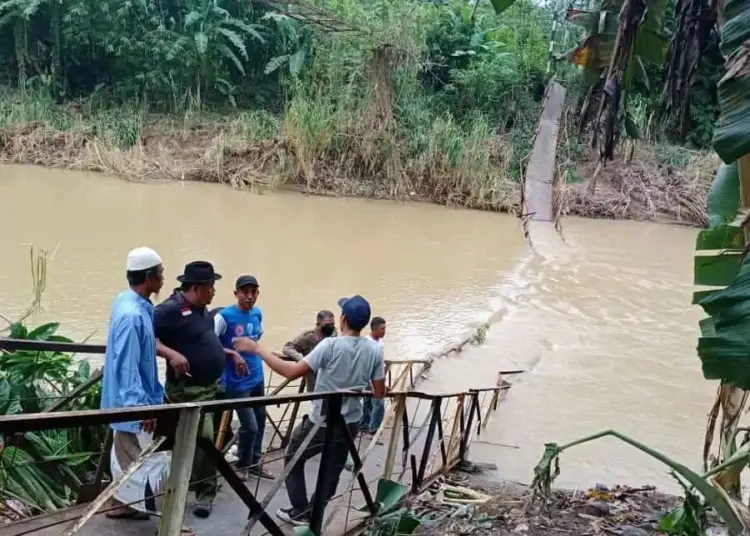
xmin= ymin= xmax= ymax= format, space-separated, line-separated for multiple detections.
xmin=0 ymin=121 xmax=716 ymax=227
xmin=410 ymin=468 xmax=716 ymax=536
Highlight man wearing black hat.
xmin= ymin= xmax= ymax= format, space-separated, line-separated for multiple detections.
xmin=233 ymin=295 xmax=386 ymax=526
xmin=154 ymin=261 xmax=247 ymax=519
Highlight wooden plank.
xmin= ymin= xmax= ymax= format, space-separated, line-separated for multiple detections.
xmin=62 ymin=436 xmax=167 ymax=535
xmin=159 ymin=407 xmax=202 ymax=536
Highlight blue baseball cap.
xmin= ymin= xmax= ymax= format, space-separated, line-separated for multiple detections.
xmin=337 ymin=295 xmax=372 ymax=331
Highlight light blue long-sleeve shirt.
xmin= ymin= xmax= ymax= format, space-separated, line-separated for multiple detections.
xmin=100 ymin=289 xmax=164 ymax=433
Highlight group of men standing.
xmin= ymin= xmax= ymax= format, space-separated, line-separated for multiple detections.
xmin=100 ymin=247 xmax=388 ymax=532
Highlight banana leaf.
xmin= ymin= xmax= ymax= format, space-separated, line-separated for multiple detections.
xmin=489 ymin=0 xmax=517 ymax=15
xmin=712 ymin=0 xmax=750 ymax=164
xmin=697 ymin=257 xmax=750 ymax=389
xmin=692 ymin=162 xmax=743 ymax=302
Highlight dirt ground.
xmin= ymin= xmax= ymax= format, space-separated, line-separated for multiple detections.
xmin=410 ymin=469 xmax=712 ymax=536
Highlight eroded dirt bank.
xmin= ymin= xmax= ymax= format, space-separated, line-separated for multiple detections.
xmin=0 ymin=121 xmax=716 ymax=226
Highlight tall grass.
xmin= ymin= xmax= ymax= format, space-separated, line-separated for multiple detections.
xmin=0 ymin=0 xmax=561 ymax=209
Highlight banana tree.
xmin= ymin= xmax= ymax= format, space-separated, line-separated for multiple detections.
xmin=490 ymin=0 xmax=668 ymax=194
xmin=693 ymin=0 xmax=750 ymax=497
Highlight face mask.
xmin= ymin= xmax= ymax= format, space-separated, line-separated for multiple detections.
xmin=320 ymin=324 xmax=335 ymax=337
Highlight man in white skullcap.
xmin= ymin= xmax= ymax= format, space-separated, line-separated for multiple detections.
xmin=100 ymin=248 xmax=174 ymax=522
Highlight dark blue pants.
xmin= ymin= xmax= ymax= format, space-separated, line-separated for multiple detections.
xmin=360 ymin=397 xmax=385 ymax=433
xmin=225 ymin=382 xmax=266 ymax=468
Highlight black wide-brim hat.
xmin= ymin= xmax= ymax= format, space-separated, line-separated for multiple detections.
xmin=176 ymin=261 xmax=222 ymax=284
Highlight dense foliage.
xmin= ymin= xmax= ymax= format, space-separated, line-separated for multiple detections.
xmin=0 ymin=0 xmax=728 ymax=204
xmin=0 ymin=321 xmax=103 ymax=518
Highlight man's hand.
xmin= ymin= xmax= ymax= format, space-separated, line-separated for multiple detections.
xmin=167 ymin=352 xmax=190 ymax=378
xmin=140 ymin=418 xmax=157 ymax=434
xmin=228 ymin=350 xmax=248 ymax=376
xmin=233 ymin=337 xmax=259 ymax=354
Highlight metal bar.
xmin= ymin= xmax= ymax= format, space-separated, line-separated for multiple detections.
xmin=264 ymin=412 xmax=285 ymax=444
xmin=62 ymin=436 xmax=167 ymax=535
xmin=77 ymin=427 xmax=113 ymax=503
xmin=482 ymin=389 xmax=501 ymax=430
xmin=281 ymin=377 xmax=306 ymax=448
xmin=401 ymin=401 xmax=410 ymax=469
xmin=44 ymin=369 xmax=104 ymax=413
xmin=410 ymin=455 xmax=418 ymax=493
xmin=415 ymin=398 xmax=440 ymax=490
xmin=0 ymin=405 xmax=183 ymax=434
xmin=459 ymin=393 xmax=478 ymax=462
xmin=433 ymin=398 xmax=448 ymax=469
xmin=196 ymin=436 xmax=285 ymax=536
xmin=336 ymin=414 xmax=377 ymax=516
xmin=159 ymin=407 xmax=201 ymax=536
xmin=0 ymin=390 xmax=466 ymax=435
xmin=309 ymin=393 xmax=343 ymax=534
xmin=0 ymin=339 xmax=106 ymax=353
xmin=445 ymin=395 xmax=464 ymax=466
xmin=244 ymin=421 xmax=322 ymax=533
xmin=383 ymin=394 xmax=406 ymax=479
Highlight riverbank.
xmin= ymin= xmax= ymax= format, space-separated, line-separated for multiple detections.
xmin=409 ymin=469 xmax=714 ymax=536
xmin=0 ymin=99 xmax=716 ymax=226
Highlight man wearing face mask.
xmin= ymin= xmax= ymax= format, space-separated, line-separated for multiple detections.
xmin=280 ymin=310 xmax=337 ymax=392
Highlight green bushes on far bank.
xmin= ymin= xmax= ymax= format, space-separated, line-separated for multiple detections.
xmin=0 ymin=0 xmax=721 ymax=220
xmin=0 ymin=0 xmax=560 ymax=208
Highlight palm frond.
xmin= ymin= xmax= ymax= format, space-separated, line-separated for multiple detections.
xmin=222 ymin=18 xmax=265 ymax=43
xmin=217 ymin=43 xmax=245 ymax=75
xmin=217 ymin=27 xmax=248 ymax=61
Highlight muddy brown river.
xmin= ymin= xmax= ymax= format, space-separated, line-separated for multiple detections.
xmin=0 ymin=164 xmax=714 ymax=492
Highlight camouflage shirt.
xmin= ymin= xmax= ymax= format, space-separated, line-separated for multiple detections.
xmin=281 ymin=329 xmax=338 ymax=391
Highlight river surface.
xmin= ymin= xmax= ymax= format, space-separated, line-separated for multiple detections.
xmin=0 ymin=164 xmax=714 ymax=492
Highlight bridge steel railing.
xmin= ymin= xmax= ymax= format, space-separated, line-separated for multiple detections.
xmin=0 ymin=339 xmax=506 ymax=536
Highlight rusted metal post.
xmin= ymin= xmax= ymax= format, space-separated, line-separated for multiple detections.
xmin=159 ymin=407 xmax=201 ymax=536
xmin=281 ymin=377 xmax=306 ymax=448
xmin=445 ymin=395 xmax=464 ymax=466
xmin=415 ymin=397 xmax=441 ymax=491
xmin=459 ymin=392 xmax=479 ymax=462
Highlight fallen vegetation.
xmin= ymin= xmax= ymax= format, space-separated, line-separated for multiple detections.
xmin=412 ymin=476 xmax=685 ymax=536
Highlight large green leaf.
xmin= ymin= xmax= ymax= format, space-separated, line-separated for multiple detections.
xmin=697 ymin=257 xmax=750 ymax=390
xmin=694 ymin=252 xmax=743 ymax=286
xmin=489 ymin=0 xmax=518 ymax=15
xmin=712 ymin=0 xmax=750 ymax=164
xmin=559 ymin=0 xmax=668 ymax=72
xmin=706 ymin=162 xmax=741 ymax=228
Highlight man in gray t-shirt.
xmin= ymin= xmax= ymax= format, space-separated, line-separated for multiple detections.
xmin=233 ymin=294 xmax=386 ymax=527
xmin=305 ymin=333 xmax=384 ymax=426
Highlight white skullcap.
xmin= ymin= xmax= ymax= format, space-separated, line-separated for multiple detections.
xmin=126 ymin=247 xmax=162 ymax=272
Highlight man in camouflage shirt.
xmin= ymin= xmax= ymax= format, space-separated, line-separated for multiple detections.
xmin=280 ymin=310 xmax=337 ymax=391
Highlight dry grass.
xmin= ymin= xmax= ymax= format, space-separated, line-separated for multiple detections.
xmin=560 ymin=145 xmax=716 ymax=226
xmin=0 ymin=114 xmax=715 ymax=226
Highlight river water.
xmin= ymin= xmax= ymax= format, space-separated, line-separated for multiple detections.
xmin=0 ymin=164 xmax=714 ymax=492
